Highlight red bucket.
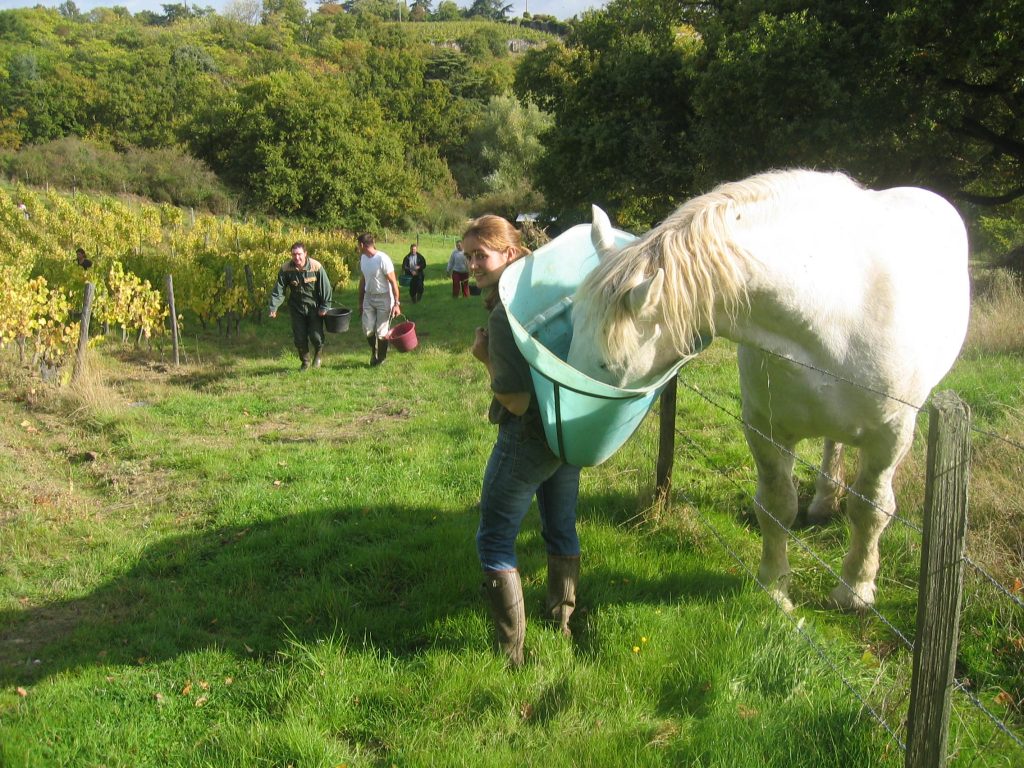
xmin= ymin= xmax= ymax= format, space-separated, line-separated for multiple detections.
xmin=387 ymin=315 xmax=418 ymax=352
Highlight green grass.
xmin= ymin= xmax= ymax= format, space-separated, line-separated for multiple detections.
xmin=0 ymin=271 xmax=1021 ymax=766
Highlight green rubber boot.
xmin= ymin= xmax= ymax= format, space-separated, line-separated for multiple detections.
xmin=482 ymin=570 xmax=525 ymax=668
xmin=546 ymin=555 xmax=579 ymax=637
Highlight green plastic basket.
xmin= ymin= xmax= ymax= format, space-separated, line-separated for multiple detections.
xmin=499 ymin=223 xmax=708 ymax=467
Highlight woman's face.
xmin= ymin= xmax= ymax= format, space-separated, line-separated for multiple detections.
xmin=463 ymin=235 xmax=514 ymax=290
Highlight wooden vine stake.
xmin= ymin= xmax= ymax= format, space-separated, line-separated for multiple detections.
xmin=166 ymin=274 xmax=180 ymax=366
xmin=71 ymin=282 xmax=95 ymax=383
xmin=906 ymin=390 xmax=971 ymax=768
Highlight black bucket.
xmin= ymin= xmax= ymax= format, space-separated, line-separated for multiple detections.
xmin=324 ymin=307 xmax=351 ymax=333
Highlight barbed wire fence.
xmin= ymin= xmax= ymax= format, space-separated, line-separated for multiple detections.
xmin=648 ymin=349 xmax=1023 ymax=768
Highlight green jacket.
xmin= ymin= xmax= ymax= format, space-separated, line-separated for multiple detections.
xmin=269 ymin=257 xmax=333 ymax=314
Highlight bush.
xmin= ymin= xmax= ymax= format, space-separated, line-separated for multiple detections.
xmin=0 ymin=138 xmax=237 ymax=213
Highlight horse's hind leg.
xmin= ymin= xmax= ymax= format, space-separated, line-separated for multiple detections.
xmin=745 ymin=425 xmax=799 ymax=611
xmin=830 ymin=426 xmax=913 ymax=611
xmin=807 ymin=439 xmax=845 ymax=524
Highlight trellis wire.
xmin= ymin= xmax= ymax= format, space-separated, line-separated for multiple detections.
xmin=680 ymin=380 xmax=923 ymax=535
xmin=963 ymin=556 xmax=1024 ymax=612
xmin=683 ymin=373 xmax=1024 ymax=614
xmin=758 ymin=346 xmax=1024 ymax=452
xmin=675 ymin=425 xmax=915 ymax=653
xmin=664 ymin=351 xmax=1023 ymax=759
xmin=669 ymin=478 xmax=909 ymax=753
xmin=951 ymin=679 xmax=1024 ymax=753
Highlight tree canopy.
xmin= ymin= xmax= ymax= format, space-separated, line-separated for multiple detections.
xmin=517 ymin=0 xmax=1024 ymax=230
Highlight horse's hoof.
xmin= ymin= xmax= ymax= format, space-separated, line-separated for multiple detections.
xmin=829 ymin=583 xmax=874 ymax=612
xmin=770 ymin=591 xmax=795 ymax=613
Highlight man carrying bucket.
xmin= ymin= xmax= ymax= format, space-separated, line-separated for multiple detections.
xmin=268 ymin=242 xmax=333 ymax=371
xmin=357 ymin=233 xmax=401 ymax=367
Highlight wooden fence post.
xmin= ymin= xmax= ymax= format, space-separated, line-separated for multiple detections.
xmin=906 ymin=390 xmax=971 ymax=768
xmin=166 ymin=274 xmax=180 ymax=366
xmin=655 ymin=375 xmax=678 ymax=503
xmin=244 ymin=264 xmax=260 ymax=324
xmin=72 ymin=282 xmax=95 ymax=383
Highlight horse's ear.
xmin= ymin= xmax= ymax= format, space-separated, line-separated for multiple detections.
xmin=591 ymin=205 xmax=616 ymax=260
xmin=628 ymin=269 xmax=665 ymax=318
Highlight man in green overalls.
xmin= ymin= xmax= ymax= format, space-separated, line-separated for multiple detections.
xmin=268 ymin=242 xmax=333 ymax=370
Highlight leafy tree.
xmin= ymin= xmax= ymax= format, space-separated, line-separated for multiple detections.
xmin=518 ymin=0 xmax=1024 ymax=230
xmin=261 ymin=0 xmax=308 ymax=26
xmin=410 ymin=0 xmax=432 ymax=21
xmin=190 ymin=68 xmax=419 ymax=229
xmin=469 ymin=93 xmax=551 ymax=199
xmin=883 ymin=0 xmax=1024 ymax=205
xmin=467 ymin=0 xmax=513 ymax=21
xmin=693 ymin=0 xmax=1024 ymax=206
xmin=433 ymin=0 xmax=461 ymax=20
xmin=56 ymin=1 xmax=80 ymax=19
xmin=515 ymin=0 xmax=700 ymax=228
xmin=222 ymin=0 xmax=263 ymax=25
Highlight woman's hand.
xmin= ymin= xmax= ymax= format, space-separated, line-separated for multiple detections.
xmin=472 ymin=327 xmax=489 ymax=365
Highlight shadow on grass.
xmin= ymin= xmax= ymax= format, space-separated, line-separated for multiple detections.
xmin=1 ymin=485 xmax=748 ymax=687
xmin=0 ymin=502 xmax=479 ymax=686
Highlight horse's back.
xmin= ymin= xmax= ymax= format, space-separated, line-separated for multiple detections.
xmin=732 ymin=172 xmax=969 ymax=412
xmin=864 ymin=184 xmax=970 ymax=387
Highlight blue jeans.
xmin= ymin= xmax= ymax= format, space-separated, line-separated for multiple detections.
xmin=477 ymin=417 xmax=582 ymax=572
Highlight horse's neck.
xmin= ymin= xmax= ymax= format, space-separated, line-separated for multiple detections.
xmin=708 ymin=262 xmax=816 ymax=356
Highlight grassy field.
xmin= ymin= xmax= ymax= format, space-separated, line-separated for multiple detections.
xmin=0 ymin=241 xmax=1021 ymax=766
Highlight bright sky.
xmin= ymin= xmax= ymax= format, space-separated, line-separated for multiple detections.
xmin=0 ymin=1 xmax=608 ymax=20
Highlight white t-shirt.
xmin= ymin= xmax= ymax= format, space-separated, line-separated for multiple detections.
xmin=361 ymin=251 xmax=395 ymax=295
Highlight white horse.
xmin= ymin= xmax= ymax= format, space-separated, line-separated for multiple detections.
xmin=567 ymin=169 xmax=970 ymax=610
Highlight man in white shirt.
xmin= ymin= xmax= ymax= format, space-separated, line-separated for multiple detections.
xmin=357 ymin=233 xmax=402 ymax=367
xmin=446 ymin=239 xmax=470 ymax=298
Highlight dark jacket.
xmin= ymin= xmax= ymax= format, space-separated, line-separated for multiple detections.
xmin=269 ymin=257 xmax=333 ymax=314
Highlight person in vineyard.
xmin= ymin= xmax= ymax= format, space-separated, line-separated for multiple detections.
xmin=75 ymin=247 xmax=92 ymax=270
xmin=464 ymin=215 xmax=582 ymax=668
xmin=268 ymin=242 xmax=333 ymax=371
xmin=401 ymin=244 xmax=426 ymax=303
xmin=446 ymin=239 xmax=470 ymax=298
xmin=357 ymin=233 xmax=401 ymax=367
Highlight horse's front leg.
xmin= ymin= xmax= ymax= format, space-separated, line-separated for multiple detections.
xmin=807 ymin=439 xmax=845 ymax=524
xmin=744 ymin=425 xmax=799 ymax=612
xmin=830 ymin=427 xmax=912 ymax=611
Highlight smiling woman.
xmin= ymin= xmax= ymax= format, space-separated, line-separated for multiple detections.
xmin=462 ymin=213 xmax=584 ymax=669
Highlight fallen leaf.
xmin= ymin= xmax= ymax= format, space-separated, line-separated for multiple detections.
xmin=181 ymin=682 xmax=192 ymax=696
xmin=195 ymin=695 xmax=208 ymax=707
xmin=154 ymin=693 xmax=166 ymax=705
xmin=519 ymin=702 xmax=533 ymax=720
xmin=224 ymin=677 xmax=233 ymax=686
xmin=244 ymin=644 xmax=254 ymax=653
xmin=994 ymin=690 xmax=1015 ymax=707
xmin=737 ymin=704 xmax=759 ymax=719
xmin=16 ymin=687 xmax=28 ymax=697
xmin=1012 ymin=577 xmax=1023 ymax=595
xmin=272 ymin=480 xmax=282 ymax=487
xmin=199 ymin=681 xmax=210 ymax=690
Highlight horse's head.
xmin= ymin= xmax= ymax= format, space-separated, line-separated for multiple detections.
xmin=567 ymin=206 xmax=678 ymax=388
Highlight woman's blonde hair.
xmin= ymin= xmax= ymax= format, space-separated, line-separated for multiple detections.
xmin=462 ymin=215 xmax=531 ymax=309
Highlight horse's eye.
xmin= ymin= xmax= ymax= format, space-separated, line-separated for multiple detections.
xmin=599 ymin=363 xmax=608 ymax=370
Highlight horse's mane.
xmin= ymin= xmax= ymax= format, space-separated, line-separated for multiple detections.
xmin=576 ymin=169 xmax=861 ymax=366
